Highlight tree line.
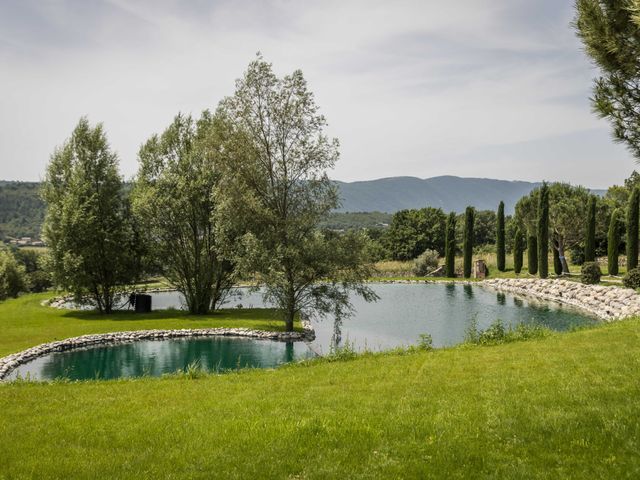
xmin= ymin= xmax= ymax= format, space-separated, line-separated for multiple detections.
xmin=39 ymin=56 xmax=377 ymax=329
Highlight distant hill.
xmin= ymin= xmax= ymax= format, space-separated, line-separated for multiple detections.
xmin=0 ymin=182 xmax=45 ymax=240
xmin=335 ymin=176 xmax=605 ymax=214
xmin=0 ymin=176 xmax=606 ymax=240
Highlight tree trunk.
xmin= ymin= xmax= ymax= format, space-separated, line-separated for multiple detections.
xmin=557 ymin=241 xmax=570 ymax=274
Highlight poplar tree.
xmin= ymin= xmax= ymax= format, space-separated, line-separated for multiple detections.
xmin=445 ymin=212 xmax=456 ymax=277
xmin=528 ymin=235 xmax=538 ymax=275
xmin=537 ymin=182 xmax=549 ymax=279
xmin=584 ymin=195 xmax=597 ymax=262
xmin=463 ymin=207 xmax=474 ymax=278
xmin=496 ymin=201 xmax=506 ymax=271
xmin=627 ymin=187 xmax=639 ymax=270
xmin=513 ymin=227 xmax=524 ymax=274
xmin=608 ymin=208 xmax=621 ymax=276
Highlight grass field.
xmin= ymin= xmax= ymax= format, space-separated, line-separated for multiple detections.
xmin=0 ymin=294 xmax=300 ymax=358
xmin=0 ymin=294 xmax=639 ymax=478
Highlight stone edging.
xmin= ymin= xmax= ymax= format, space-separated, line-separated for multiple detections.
xmin=483 ymin=278 xmax=640 ymax=321
xmin=0 ymin=320 xmax=315 ymax=381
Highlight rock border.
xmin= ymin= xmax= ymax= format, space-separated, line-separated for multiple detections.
xmin=0 ymin=319 xmax=315 ymax=381
xmin=483 ymin=278 xmax=640 ymax=321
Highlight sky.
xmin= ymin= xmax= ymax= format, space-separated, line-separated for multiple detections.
xmin=0 ymin=0 xmax=635 ymax=188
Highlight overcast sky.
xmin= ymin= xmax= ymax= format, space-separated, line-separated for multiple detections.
xmin=0 ymin=0 xmax=635 ymax=188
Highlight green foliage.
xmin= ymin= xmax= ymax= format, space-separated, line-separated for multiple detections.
xmin=417 ymin=333 xmax=434 ymax=351
xmin=218 ymin=56 xmax=375 ymax=331
xmin=41 ymin=118 xmax=140 ymax=313
xmin=574 ymin=1 xmax=640 ymax=159
xmin=513 ymin=227 xmax=524 ymax=274
xmin=463 ymin=207 xmax=474 ymax=278
xmin=0 ymin=182 xmax=45 ymax=240
xmin=585 ymin=196 xmax=597 ymax=262
xmin=608 ymin=208 xmax=621 ymax=275
xmin=133 ymin=112 xmax=236 ymax=314
xmin=527 ymin=235 xmax=538 ymax=275
xmin=581 ymin=262 xmax=602 ymax=285
xmin=623 ymin=267 xmax=640 ymax=289
xmin=386 ymin=207 xmax=446 ymax=260
xmin=627 ymin=187 xmax=639 ymax=269
xmin=0 ymin=248 xmax=27 ymax=300
xmin=464 ymin=318 xmax=548 ymax=346
xmin=445 ymin=212 xmax=456 ymax=277
xmin=412 ymin=249 xmax=439 ymax=277
xmin=515 ymin=182 xmax=593 ymax=274
xmin=496 ymin=201 xmax=506 ymax=271
xmin=537 ymin=182 xmax=549 ymax=278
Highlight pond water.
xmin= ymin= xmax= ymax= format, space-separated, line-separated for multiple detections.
xmin=11 ymin=283 xmax=598 ymax=381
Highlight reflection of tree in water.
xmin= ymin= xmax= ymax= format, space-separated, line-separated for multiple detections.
xmin=463 ymin=284 xmax=474 ymax=299
xmin=331 ymin=314 xmax=344 ymax=350
xmin=445 ymin=283 xmax=456 ymax=298
xmin=513 ymin=297 xmax=524 ymax=308
xmin=496 ymin=292 xmax=506 ymax=305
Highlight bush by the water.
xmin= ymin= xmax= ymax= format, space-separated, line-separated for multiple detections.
xmin=465 ymin=318 xmax=548 ymax=345
xmin=581 ymin=262 xmax=601 ymax=284
xmin=412 ymin=249 xmax=439 ymax=276
xmin=623 ymin=267 xmax=640 ymax=289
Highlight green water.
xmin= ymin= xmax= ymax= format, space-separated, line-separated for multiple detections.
xmin=9 ymin=337 xmax=315 ymax=381
xmin=11 ymin=283 xmax=598 ymax=381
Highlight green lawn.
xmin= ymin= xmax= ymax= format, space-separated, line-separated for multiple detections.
xmin=1 ymin=294 xmax=639 ymax=478
xmin=0 ymin=294 xmax=300 ymax=358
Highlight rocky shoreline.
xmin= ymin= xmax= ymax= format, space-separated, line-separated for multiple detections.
xmin=483 ymin=278 xmax=640 ymax=321
xmin=0 ymin=320 xmax=315 ymax=381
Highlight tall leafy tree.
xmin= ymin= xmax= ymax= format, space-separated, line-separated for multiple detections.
xmin=42 ymin=118 xmax=139 ymax=313
xmin=627 ymin=186 xmax=640 ymax=269
xmin=537 ymin=182 xmax=550 ymax=279
xmin=574 ymin=1 xmax=640 ymax=159
xmin=218 ymin=55 xmax=376 ymax=331
xmin=445 ymin=212 xmax=456 ymax=277
xmin=496 ymin=201 xmax=506 ymax=271
xmin=608 ymin=208 xmax=621 ymax=275
xmin=386 ymin=207 xmax=446 ymax=260
xmin=585 ymin=195 xmax=597 ymax=262
xmin=133 ymin=112 xmax=237 ymax=314
xmin=463 ymin=207 xmax=474 ymax=278
xmin=513 ymin=227 xmax=524 ymax=275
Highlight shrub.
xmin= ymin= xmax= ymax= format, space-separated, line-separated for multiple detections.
xmin=581 ymin=262 xmax=602 ymax=284
xmin=0 ymin=249 xmax=28 ymax=300
xmin=28 ymin=270 xmax=52 ymax=293
xmin=417 ymin=333 xmax=433 ymax=351
xmin=412 ymin=249 xmax=439 ymax=276
xmin=623 ymin=267 xmax=640 ymax=289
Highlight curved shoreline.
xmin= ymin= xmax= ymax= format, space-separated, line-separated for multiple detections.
xmin=0 ymin=320 xmax=315 ymax=381
xmin=483 ymin=278 xmax=640 ymax=321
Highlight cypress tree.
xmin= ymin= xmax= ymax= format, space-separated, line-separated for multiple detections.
xmin=463 ymin=206 xmax=474 ymax=278
xmin=627 ymin=187 xmax=639 ymax=270
xmin=537 ymin=182 xmax=549 ymax=279
xmin=608 ymin=208 xmax=621 ymax=276
xmin=513 ymin=227 xmax=523 ymax=274
xmin=584 ymin=195 xmax=597 ymax=262
xmin=527 ymin=235 xmax=538 ymax=275
xmin=445 ymin=212 xmax=456 ymax=277
xmin=496 ymin=201 xmax=506 ymax=272
xmin=553 ymin=243 xmax=562 ymax=276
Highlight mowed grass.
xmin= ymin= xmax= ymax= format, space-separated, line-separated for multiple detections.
xmin=0 ymin=294 xmax=300 ymax=357
xmin=1 ymin=302 xmax=640 ymax=477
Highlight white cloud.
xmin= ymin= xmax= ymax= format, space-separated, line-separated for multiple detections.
xmin=0 ymin=0 xmax=634 ymax=187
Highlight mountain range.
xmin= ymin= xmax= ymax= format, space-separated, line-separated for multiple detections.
xmin=335 ymin=176 xmax=605 ymax=215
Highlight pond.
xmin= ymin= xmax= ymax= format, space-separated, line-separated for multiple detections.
xmin=11 ymin=283 xmax=598 ymax=381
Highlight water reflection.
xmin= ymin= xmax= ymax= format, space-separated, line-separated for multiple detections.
xmin=12 ymin=337 xmax=314 ymax=381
